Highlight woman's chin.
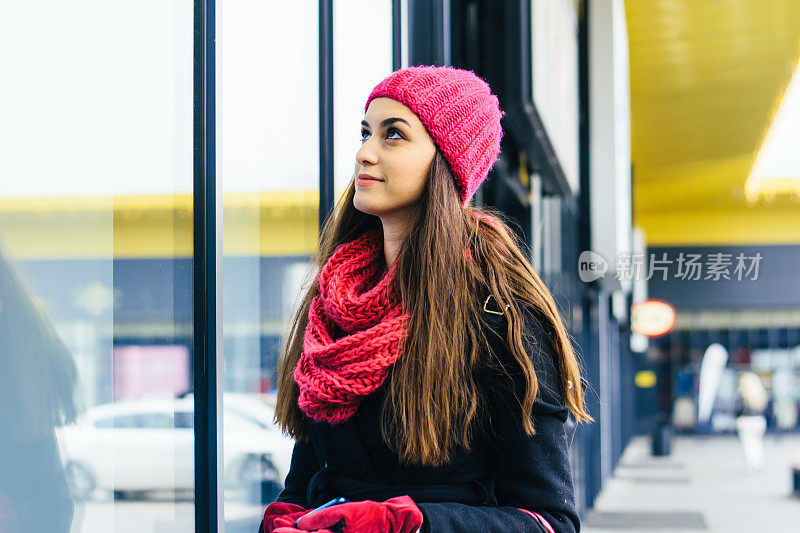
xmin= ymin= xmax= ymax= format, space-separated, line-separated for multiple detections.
xmin=353 ymin=195 xmax=382 ymax=216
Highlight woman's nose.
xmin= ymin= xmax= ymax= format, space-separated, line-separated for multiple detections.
xmin=356 ymin=138 xmax=378 ymax=166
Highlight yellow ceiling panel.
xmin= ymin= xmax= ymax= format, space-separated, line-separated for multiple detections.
xmin=625 ymin=0 xmax=800 ymax=245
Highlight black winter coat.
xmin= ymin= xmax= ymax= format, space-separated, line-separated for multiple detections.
xmin=265 ymin=296 xmax=580 ymax=533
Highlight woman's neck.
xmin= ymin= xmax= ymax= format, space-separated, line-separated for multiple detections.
xmin=381 ymin=222 xmax=407 ymax=266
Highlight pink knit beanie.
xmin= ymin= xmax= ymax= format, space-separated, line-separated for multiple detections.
xmin=364 ymin=65 xmax=505 ymax=207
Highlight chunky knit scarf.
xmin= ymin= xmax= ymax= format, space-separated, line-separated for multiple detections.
xmin=294 ymin=228 xmax=410 ymax=424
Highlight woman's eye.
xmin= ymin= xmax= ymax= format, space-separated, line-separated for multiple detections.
xmin=386 ymin=127 xmax=403 ymax=140
xmin=359 ymin=128 xmax=403 ymax=142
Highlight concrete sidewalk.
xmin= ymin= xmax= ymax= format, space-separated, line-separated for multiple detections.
xmin=581 ymin=433 xmax=800 ymax=532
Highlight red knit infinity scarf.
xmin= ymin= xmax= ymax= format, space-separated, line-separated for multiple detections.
xmin=294 ymin=228 xmax=410 ymax=424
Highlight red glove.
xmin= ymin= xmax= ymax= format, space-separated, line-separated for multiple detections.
xmin=261 ymin=502 xmax=310 ymax=533
xmin=275 ymin=496 xmax=423 ymax=533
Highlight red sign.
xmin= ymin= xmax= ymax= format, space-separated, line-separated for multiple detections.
xmin=631 ymin=299 xmax=677 ymax=337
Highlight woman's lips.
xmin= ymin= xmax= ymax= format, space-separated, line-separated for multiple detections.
xmin=357 ymin=174 xmax=383 ymax=186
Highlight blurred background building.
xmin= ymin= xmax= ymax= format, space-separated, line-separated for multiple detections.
xmin=1 ymin=0 xmax=799 ymax=532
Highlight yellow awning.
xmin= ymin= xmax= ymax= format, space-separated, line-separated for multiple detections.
xmin=626 ymin=0 xmax=800 ymax=245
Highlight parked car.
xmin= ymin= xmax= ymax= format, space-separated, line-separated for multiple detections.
xmin=56 ymin=395 xmax=295 ymax=502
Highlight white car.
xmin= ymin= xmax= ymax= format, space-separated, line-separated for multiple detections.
xmin=56 ymin=395 xmax=296 ymax=501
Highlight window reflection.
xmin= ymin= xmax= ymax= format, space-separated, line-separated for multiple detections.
xmin=0 ymin=0 xmax=194 ymax=531
xmin=0 ymin=245 xmax=78 ymax=532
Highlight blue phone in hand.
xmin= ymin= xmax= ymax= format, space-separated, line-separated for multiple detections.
xmin=294 ymin=497 xmax=350 ymax=527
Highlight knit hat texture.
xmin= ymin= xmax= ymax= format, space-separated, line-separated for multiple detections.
xmin=365 ymin=65 xmax=505 ymax=207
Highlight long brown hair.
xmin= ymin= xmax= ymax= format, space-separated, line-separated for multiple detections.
xmin=275 ymin=149 xmax=593 ymax=466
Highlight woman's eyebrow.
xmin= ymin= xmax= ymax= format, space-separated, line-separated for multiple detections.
xmin=360 ymin=117 xmax=411 ymax=129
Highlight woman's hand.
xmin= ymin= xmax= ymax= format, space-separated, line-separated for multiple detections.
xmin=273 ymin=496 xmax=423 ymax=533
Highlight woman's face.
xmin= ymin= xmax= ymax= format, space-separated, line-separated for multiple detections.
xmin=353 ymin=97 xmax=437 ymax=221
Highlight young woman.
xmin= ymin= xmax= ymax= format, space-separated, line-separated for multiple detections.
xmin=734 ymin=372 xmax=769 ymax=474
xmin=260 ymin=65 xmax=593 ymax=533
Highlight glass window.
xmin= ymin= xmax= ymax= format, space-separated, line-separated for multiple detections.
xmin=219 ymin=0 xmax=321 ymax=524
xmin=334 ymin=0 xmax=394 ymax=196
xmin=174 ymin=411 xmax=194 ymax=429
xmin=113 ymin=415 xmax=144 ymax=430
xmin=0 ymin=1 xmax=194 ymax=530
xmin=137 ymin=413 xmax=176 ymax=430
xmin=94 ymin=417 xmax=116 ymax=429
xmin=3 ymin=1 xmax=398 ymax=531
